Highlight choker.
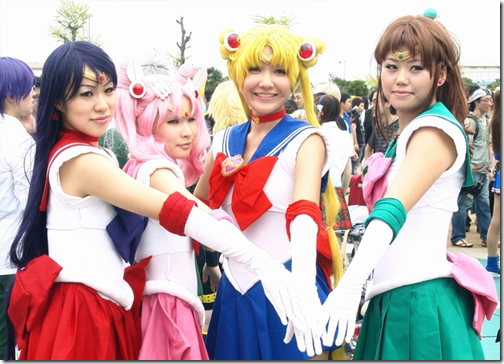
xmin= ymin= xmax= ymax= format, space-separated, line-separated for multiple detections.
xmin=250 ymin=108 xmax=286 ymax=124
xmin=59 ymin=128 xmax=100 ymax=143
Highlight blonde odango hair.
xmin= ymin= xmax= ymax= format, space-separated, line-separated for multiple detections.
xmin=218 ymin=24 xmax=344 ymax=303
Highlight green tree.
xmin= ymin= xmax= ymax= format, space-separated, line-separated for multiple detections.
xmin=462 ymin=77 xmax=478 ymax=91
xmin=48 ymin=0 xmax=101 ymax=46
xmin=205 ymin=67 xmax=230 ymax=93
xmin=487 ymin=78 xmax=500 ymax=92
xmin=329 ymin=76 xmax=370 ymax=97
xmin=251 ymin=13 xmax=296 ymax=28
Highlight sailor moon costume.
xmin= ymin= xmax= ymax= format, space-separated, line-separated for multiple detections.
xmin=133 ymin=158 xmax=208 ymax=360
xmin=8 ymin=129 xmax=148 ymax=360
xmin=356 ymin=102 xmax=498 ymax=360
xmin=204 ymin=115 xmax=339 ymax=360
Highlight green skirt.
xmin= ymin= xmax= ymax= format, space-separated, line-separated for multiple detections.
xmin=354 ymin=278 xmax=485 ymax=360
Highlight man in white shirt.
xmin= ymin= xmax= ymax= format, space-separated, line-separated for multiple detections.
xmin=0 ymin=57 xmax=36 ymax=358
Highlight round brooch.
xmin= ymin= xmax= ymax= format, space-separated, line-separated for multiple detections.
xmin=221 ymin=155 xmax=244 ymax=177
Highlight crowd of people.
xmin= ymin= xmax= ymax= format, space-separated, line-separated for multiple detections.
xmin=0 ymin=8 xmax=499 ymax=361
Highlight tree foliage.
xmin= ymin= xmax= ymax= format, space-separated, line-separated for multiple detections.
xmin=329 ymin=75 xmax=370 ymax=97
xmin=205 ymin=67 xmax=230 ymax=92
xmin=48 ymin=0 xmax=101 ymax=46
xmin=251 ymin=13 xmax=297 ymax=28
xmin=462 ymin=77 xmax=478 ymax=90
xmin=487 ymin=78 xmax=500 ymax=92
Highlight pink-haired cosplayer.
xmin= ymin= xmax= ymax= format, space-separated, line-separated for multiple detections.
xmin=113 ymin=62 xmax=211 ymax=359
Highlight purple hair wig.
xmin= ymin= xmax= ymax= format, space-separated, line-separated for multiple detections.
xmin=0 ymin=57 xmax=36 ymax=116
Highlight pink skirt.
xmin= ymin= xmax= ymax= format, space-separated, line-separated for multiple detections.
xmin=138 ymin=292 xmax=209 ymax=360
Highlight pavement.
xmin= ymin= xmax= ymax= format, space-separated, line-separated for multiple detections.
xmin=446 ymin=213 xmax=501 ymax=361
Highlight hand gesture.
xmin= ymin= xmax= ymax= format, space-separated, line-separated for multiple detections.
xmin=315 ymin=279 xmax=363 ymax=347
xmin=202 ymin=263 xmax=221 ymax=292
xmin=283 ymin=286 xmax=324 ymax=357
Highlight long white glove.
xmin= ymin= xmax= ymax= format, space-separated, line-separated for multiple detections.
xmin=317 ymin=219 xmax=393 ymax=347
xmin=283 ymin=214 xmax=323 ymax=357
xmin=184 ymin=206 xmax=296 ymax=325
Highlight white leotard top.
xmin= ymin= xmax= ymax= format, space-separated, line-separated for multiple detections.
xmin=366 ymin=116 xmax=467 ymax=300
xmin=212 ymin=127 xmax=332 ymax=294
xmin=46 ymin=145 xmax=134 ymax=309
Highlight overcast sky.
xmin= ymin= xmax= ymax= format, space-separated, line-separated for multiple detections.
xmin=0 ymin=0 xmax=501 ymax=84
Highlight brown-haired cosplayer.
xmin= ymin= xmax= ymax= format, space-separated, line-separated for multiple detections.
xmin=194 ymin=24 xmax=345 ymax=360
xmin=316 ymin=12 xmax=498 ymax=360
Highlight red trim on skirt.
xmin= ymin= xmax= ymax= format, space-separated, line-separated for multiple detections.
xmin=8 ymin=254 xmax=150 ymax=360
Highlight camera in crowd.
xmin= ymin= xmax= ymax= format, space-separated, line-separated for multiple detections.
xmin=348 ymin=106 xmax=361 ymax=119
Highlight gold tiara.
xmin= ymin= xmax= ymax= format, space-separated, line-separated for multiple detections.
xmin=83 ymin=69 xmax=107 ymax=82
xmin=392 ymin=45 xmax=420 ymax=61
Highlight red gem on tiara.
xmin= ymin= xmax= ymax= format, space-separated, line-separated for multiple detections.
xmin=298 ymin=42 xmax=316 ymax=61
xmin=99 ymin=75 xmax=105 ymax=82
xmin=224 ymin=32 xmax=240 ymax=52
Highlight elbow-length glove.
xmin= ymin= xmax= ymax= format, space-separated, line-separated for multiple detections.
xmin=316 ymin=219 xmax=393 ymax=347
xmin=159 ymin=192 xmax=298 ymax=325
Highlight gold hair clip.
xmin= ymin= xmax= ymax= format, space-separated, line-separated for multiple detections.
xmin=261 ymin=52 xmax=273 ymax=64
xmin=83 ymin=69 xmax=107 ymax=82
xmin=392 ymin=45 xmax=420 ymax=61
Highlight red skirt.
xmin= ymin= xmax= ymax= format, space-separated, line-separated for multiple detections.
xmin=8 ymin=254 xmax=149 ymax=360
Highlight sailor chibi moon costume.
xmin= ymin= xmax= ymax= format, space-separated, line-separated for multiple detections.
xmin=204 ymin=115 xmax=339 ymax=360
xmin=133 ymin=158 xmax=208 ymax=360
xmin=8 ymin=129 xmax=148 ymax=360
xmin=355 ymin=103 xmax=498 ymax=360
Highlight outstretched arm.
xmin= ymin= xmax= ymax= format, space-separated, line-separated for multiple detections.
xmin=318 ymin=126 xmax=457 ymax=346
xmin=59 ymin=151 xmax=299 ymax=327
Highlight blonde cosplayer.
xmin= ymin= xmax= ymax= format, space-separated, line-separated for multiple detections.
xmin=207 ymin=80 xmax=247 ymax=135
xmin=219 ymin=24 xmax=344 ymax=298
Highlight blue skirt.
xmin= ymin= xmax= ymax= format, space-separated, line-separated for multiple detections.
xmin=205 ymin=260 xmax=340 ymax=360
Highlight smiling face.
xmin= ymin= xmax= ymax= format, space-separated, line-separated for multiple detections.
xmin=57 ymin=67 xmax=116 ymax=139
xmin=475 ymin=96 xmax=493 ymax=115
xmin=240 ymin=45 xmax=291 ymax=118
xmin=154 ymin=94 xmax=198 ymax=160
xmin=380 ymin=51 xmax=438 ymax=123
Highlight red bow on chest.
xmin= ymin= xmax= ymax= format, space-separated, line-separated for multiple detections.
xmin=208 ymin=152 xmax=278 ymax=231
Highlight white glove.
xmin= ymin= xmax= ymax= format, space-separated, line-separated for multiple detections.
xmin=184 ymin=206 xmax=296 ymax=325
xmin=317 ymin=219 xmax=393 ymax=347
xmin=282 ymin=214 xmax=323 ymax=357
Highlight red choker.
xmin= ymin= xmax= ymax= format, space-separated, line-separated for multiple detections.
xmin=250 ymin=108 xmax=286 ymax=123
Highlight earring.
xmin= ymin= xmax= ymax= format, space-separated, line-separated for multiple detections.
xmin=438 ymin=79 xmax=444 ymax=85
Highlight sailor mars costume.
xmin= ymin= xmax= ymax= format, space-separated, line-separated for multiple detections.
xmin=8 ymin=129 xmax=148 ymax=360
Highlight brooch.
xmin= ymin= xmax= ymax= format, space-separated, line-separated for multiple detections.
xmin=221 ymin=155 xmax=244 ymax=177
